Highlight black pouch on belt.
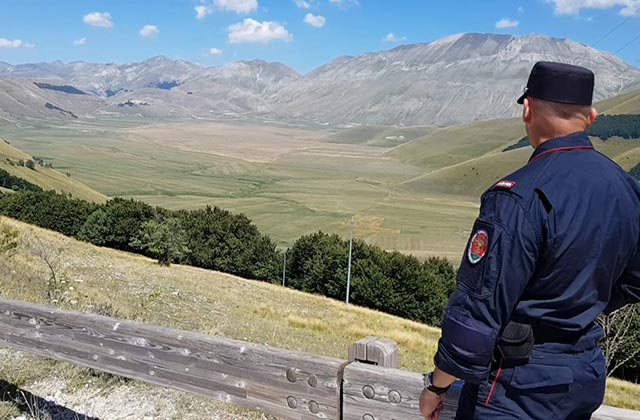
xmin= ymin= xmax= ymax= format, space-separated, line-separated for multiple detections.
xmin=496 ymin=321 xmax=534 ymax=365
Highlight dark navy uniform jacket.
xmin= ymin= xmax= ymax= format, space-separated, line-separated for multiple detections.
xmin=435 ymin=132 xmax=640 ymax=383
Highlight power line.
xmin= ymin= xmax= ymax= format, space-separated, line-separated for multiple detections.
xmin=614 ymin=33 xmax=640 ymax=54
xmin=591 ymin=16 xmax=632 ymax=47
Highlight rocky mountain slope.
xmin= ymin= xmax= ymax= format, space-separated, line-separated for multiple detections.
xmin=269 ymin=33 xmax=640 ymax=125
xmin=0 ymin=33 xmax=638 ymax=126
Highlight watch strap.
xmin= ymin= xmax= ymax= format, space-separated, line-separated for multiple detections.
xmin=424 ymin=372 xmax=450 ymax=395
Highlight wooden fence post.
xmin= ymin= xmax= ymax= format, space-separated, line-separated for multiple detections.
xmin=348 ymin=337 xmax=399 ymax=369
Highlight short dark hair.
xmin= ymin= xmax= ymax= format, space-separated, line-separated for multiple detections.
xmin=531 ymin=98 xmax=592 ymax=120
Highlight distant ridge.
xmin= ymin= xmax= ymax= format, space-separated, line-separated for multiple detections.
xmin=0 ymin=33 xmax=638 ymax=126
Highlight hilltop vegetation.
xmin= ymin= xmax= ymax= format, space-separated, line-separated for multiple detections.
xmin=0 ymin=168 xmax=42 ymax=193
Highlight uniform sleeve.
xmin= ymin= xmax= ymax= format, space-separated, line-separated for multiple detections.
xmin=605 ymin=251 xmax=640 ymax=314
xmin=434 ymin=191 xmax=541 ymax=383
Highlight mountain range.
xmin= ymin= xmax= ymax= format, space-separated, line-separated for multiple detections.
xmin=1 ymin=33 xmax=639 ymax=126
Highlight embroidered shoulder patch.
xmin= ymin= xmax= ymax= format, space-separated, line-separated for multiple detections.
xmin=495 ymin=180 xmax=517 ymax=189
xmin=467 ymin=230 xmax=489 ymax=265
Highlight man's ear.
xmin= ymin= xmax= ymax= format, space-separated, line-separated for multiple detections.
xmin=522 ymin=98 xmax=532 ymax=123
xmin=586 ymin=107 xmax=598 ymax=128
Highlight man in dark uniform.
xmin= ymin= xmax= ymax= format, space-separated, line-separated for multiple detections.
xmin=419 ymin=61 xmax=640 ymax=420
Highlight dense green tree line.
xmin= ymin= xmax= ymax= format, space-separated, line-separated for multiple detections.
xmin=588 ymin=114 xmax=640 ymax=140
xmin=0 ymin=169 xmax=43 ymax=193
xmin=0 ymin=189 xmax=455 ymax=327
xmin=286 ymin=232 xmax=455 ymax=326
xmin=503 ymin=114 xmax=640 ymax=152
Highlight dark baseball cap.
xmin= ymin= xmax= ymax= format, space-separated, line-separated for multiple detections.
xmin=517 ymin=61 xmax=595 ymax=106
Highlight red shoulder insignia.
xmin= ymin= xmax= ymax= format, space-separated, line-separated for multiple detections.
xmin=468 ymin=229 xmax=489 ymax=264
xmin=495 ymin=180 xmax=517 ymax=189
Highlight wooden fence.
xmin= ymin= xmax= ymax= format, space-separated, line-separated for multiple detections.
xmin=0 ymin=297 xmax=638 ymax=420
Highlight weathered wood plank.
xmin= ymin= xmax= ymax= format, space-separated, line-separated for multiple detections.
xmin=0 ymin=298 xmax=343 ymax=420
xmin=593 ymin=405 xmax=640 ymax=420
xmin=342 ymin=362 xmax=460 ymax=420
xmin=1 ymin=299 xmax=639 ymax=420
xmin=348 ymin=337 xmax=399 ymax=369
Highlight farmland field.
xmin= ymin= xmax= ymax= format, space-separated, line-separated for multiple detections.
xmin=1 ymin=115 xmax=638 ymax=262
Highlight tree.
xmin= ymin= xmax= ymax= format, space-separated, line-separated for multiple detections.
xmin=130 ymin=218 xmax=189 ymax=266
xmin=78 ymin=198 xmax=155 ymax=250
xmin=0 ymin=191 xmax=96 ymax=237
xmin=287 ymin=231 xmax=348 ymax=299
xmin=25 ymin=160 xmax=36 ymax=170
xmin=599 ymin=305 xmax=640 ymax=378
xmin=177 ymin=206 xmax=280 ymax=281
xmin=21 ymin=233 xmax=66 ymax=303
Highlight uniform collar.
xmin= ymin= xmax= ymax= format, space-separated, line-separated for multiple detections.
xmin=529 ymin=132 xmax=594 ymax=164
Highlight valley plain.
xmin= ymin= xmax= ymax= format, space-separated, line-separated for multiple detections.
xmin=3 ymin=111 xmax=639 ymax=262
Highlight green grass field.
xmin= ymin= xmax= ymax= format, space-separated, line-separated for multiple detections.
xmin=1 ymin=109 xmax=638 ymax=262
xmin=0 ymin=118 xmax=483 ymax=259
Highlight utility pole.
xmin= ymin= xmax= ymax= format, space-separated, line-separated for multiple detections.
xmin=282 ymin=249 xmax=287 ymax=287
xmin=346 ymin=216 xmax=354 ymax=304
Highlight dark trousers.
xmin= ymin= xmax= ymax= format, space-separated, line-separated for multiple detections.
xmin=454 ymin=346 xmax=606 ymax=420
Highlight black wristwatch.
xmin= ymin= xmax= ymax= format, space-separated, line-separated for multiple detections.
xmin=423 ymin=372 xmax=451 ymax=395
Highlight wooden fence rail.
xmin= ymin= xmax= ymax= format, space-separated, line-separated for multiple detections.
xmin=0 ymin=298 xmax=637 ymax=420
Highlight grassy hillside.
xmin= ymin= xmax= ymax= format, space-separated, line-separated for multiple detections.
xmin=597 ymin=88 xmax=640 ymax=115
xmin=0 ymin=139 xmax=107 ymax=203
xmin=325 ymin=125 xmax=436 ymax=147
xmin=386 ymin=119 xmax=526 ymax=171
xmin=403 ymin=137 xmax=640 ymax=197
xmin=0 ymin=216 xmax=638 ymax=414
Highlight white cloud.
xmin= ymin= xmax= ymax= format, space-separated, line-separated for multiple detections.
xmin=73 ymin=38 xmax=87 ymax=46
xmin=496 ymin=18 xmax=519 ymax=28
xmin=304 ymin=13 xmax=326 ymax=28
xmin=545 ymin=0 xmax=640 ymax=16
xmin=518 ymin=6 xmax=525 ymax=13
xmin=294 ymin=0 xmax=310 ymax=8
xmin=140 ymin=25 xmax=159 ymax=38
xmin=0 ymin=38 xmax=34 ymax=48
xmin=330 ymin=0 xmax=359 ymax=6
xmin=214 ymin=0 xmax=258 ymax=14
xmin=228 ymin=18 xmax=293 ymax=43
xmin=195 ymin=5 xmax=213 ymax=20
xmin=384 ymin=33 xmax=406 ymax=42
xmin=209 ymin=47 xmax=224 ymax=55
xmin=83 ymin=12 xmax=113 ymax=28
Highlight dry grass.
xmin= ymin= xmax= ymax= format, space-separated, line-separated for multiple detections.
xmin=0 ymin=401 xmax=20 ymax=420
xmin=0 ymin=216 xmax=639 ymax=413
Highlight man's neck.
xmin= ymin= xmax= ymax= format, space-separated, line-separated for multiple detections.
xmin=530 ymin=126 xmax=587 ymax=149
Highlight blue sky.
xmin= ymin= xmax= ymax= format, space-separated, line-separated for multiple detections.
xmin=0 ymin=0 xmax=639 ymax=73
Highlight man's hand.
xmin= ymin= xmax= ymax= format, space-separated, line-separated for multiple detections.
xmin=419 ymin=388 xmax=446 ymax=420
